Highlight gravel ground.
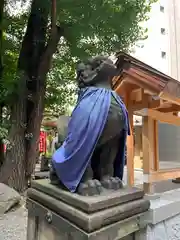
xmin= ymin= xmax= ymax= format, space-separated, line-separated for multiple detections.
xmin=0 ymin=205 xmax=27 ymax=240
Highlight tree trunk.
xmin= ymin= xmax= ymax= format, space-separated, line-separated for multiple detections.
xmin=0 ymin=76 xmax=27 ymax=191
xmin=0 ymin=0 xmax=49 ymax=191
xmin=0 ymin=0 xmax=61 ymax=192
xmin=25 ymin=85 xmax=46 ymax=178
xmin=25 ymin=23 xmax=63 ymax=177
xmin=25 ymin=0 xmax=62 ymax=178
xmin=0 ymin=0 xmax=5 ymax=167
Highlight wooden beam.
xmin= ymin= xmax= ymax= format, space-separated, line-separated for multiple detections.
xmin=133 ymin=98 xmax=161 ymax=115
xmin=142 ymin=116 xmax=156 ymax=193
xmin=124 ymin=69 xmax=160 ymax=94
xmin=127 ymin=110 xmax=134 ymax=186
xmin=129 ymin=67 xmax=166 ymax=90
xmin=159 ymin=91 xmax=180 ymax=106
xmin=154 ymin=120 xmax=159 ymax=171
xmin=134 ymin=108 xmax=148 ymax=116
xmin=134 ymin=101 xmax=161 ymax=112
xmin=115 ymin=79 xmax=138 ymax=97
xmin=150 ymin=100 xmax=162 ymax=109
xmin=157 ymin=104 xmax=180 ymax=113
xmin=144 ymin=168 xmax=180 ymax=183
xmin=143 ymin=117 xmax=156 ymax=171
xmin=132 ymin=99 xmax=180 ymax=114
xmin=134 ymin=126 xmax=142 ymax=158
xmin=130 ymin=88 xmax=143 ymax=102
xmin=147 ymin=109 xmax=180 ymax=126
xmin=130 ymin=96 xmax=161 ymax=112
xmin=124 ymin=90 xmax=135 ymax=187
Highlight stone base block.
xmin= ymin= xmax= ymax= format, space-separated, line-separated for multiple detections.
xmin=26 ymin=179 xmax=150 ymax=239
xmin=136 ymin=188 xmax=180 ymax=240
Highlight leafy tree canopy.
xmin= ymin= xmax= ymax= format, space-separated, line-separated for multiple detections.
xmin=1 ymin=0 xmax=157 ymax=115
xmin=0 ymin=0 xmax=158 ymax=191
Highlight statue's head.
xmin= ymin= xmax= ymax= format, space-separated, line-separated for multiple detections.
xmin=76 ymin=55 xmax=117 ymax=88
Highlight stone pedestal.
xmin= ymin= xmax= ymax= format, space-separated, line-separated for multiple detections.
xmin=26 ymin=179 xmax=150 ymax=240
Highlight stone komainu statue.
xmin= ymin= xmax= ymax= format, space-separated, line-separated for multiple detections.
xmin=50 ymin=56 xmax=130 ymax=196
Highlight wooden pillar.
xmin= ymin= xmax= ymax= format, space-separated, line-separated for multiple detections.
xmin=142 ymin=116 xmax=157 ymax=193
xmin=134 ymin=127 xmax=140 ymax=156
xmin=154 ymin=120 xmax=159 ymax=171
xmin=134 ymin=126 xmax=142 ymax=169
xmin=127 ymin=110 xmax=134 ymax=186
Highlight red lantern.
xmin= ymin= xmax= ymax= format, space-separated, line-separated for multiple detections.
xmin=4 ymin=144 xmax=6 ymax=153
xmin=39 ymin=131 xmax=47 ymax=153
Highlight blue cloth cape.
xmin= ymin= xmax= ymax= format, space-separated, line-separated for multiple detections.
xmin=52 ymin=87 xmax=130 ymax=192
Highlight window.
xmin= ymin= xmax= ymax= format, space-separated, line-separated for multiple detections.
xmin=161 ymin=28 xmax=166 ymax=35
xmin=160 ymin=6 xmax=164 ymax=12
xmin=161 ymin=51 xmax=166 ymax=59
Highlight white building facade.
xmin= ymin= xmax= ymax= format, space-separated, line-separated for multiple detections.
xmin=133 ymin=0 xmax=180 ymax=81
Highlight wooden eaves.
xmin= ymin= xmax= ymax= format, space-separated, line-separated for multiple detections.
xmin=113 ymin=52 xmax=180 ymax=193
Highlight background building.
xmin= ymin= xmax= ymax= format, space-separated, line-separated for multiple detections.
xmin=133 ymin=0 xmax=180 ymax=80
xmin=132 ymin=0 xmax=180 ymax=169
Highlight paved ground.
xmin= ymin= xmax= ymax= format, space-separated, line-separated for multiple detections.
xmin=0 ymin=205 xmax=27 ymax=240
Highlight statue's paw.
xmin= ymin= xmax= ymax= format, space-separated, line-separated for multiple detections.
xmin=101 ymin=176 xmax=123 ymax=190
xmin=49 ymin=173 xmax=59 ymax=185
xmin=77 ymin=179 xmax=103 ymax=196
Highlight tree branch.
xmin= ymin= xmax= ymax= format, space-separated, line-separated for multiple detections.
xmin=38 ymin=0 xmax=63 ymax=80
xmin=51 ymin=0 xmax=57 ymax=38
